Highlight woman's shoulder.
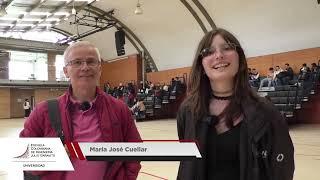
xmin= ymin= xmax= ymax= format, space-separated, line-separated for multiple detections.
xmin=256 ymin=97 xmax=279 ymax=115
xmin=244 ymin=95 xmax=282 ymax=121
xmin=178 ymin=98 xmax=193 ymax=114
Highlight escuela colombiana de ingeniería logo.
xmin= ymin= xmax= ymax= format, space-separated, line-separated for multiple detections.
xmin=14 ymin=143 xmax=56 ymax=159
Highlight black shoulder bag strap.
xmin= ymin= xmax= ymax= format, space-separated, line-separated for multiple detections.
xmin=47 ymin=99 xmax=65 ymax=143
xmin=24 ymin=99 xmax=64 ymax=180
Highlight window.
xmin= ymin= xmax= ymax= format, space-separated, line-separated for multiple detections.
xmin=55 ymin=55 xmax=68 ymax=81
xmin=0 ymin=31 xmax=67 ymax=43
xmin=8 ymin=51 xmax=48 ymax=80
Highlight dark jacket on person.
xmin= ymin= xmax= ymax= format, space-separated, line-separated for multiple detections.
xmin=20 ymin=87 xmax=141 ymax=180
xmin=176 ymin=98 xmax=294 ymax=180
xmin=284 ymin=67 xmax=294 ymax=80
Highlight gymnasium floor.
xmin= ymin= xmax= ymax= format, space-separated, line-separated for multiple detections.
xmin=0 ymin=118 xmax=319 ymax=180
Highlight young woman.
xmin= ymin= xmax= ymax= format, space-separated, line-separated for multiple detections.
xmin=177 ymin=28 xmax=294 ymax=180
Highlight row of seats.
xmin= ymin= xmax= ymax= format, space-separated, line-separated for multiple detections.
xmin=267 ymin=85 xmax=300 ymax=118
xmin=265 ymin=79 xmax=317 ymax=119
xmin=135 ymin=88 xmax=183 ymax=120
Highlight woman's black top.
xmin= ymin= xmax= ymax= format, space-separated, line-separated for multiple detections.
xmin=206 ymin=122 xmax=241 ymax=180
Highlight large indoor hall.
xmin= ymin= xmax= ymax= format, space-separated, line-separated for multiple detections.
xmin=0 ymin=0 xmax=320 ymax=180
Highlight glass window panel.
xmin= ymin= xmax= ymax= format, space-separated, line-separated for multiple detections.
xmin=8 ymin=51 xmax=48 ymax=80
xmin=8 ymin=61 xmax=33 ymax=80
xmin=55 ymin=55 xmax=67 ymax=81
xmin=0 ymin=31 xmax=67 ymax=43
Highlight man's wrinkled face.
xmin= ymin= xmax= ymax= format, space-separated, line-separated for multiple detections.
xmin=63 ymin=46 xmax=101 ymax=89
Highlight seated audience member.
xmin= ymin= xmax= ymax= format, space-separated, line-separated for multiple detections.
xmin=163 ymin=84 xmax=169 ymax=91
xmin=127 ymin=82 xmax=136 ymax=107
xmin=130 ymin=98 xmax=146 ymax=118
xmin=248 ymin=68 xmax=252 ymax=78
xmin=274 ymin=66 xmax=284 ymax=86
xmin=274 ymin=66 xmax=283 ymax=75
xmin=20 ymin=41 xmax=141 ymax=180
xmin=259 ymin=67 xmax=275 ymax=89
xmin=249 ymin=68 xmax=260 ymax=87
xmin=278 ymin=63 xmax=294 ymax=85
xmin=311 ymin=63 xmax=319 ymax=73
xmin=310 ymin=62 xmax=320 ymax=82
xmin=284 ymin=63 xmax=294 ymax=79
xmin=299 ymin=63 xmax=311 ymax=81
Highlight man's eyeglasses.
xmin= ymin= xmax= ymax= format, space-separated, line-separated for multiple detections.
xmin=66 ymin=59 xmax=100 ymax=68
xmin=200 ymin=43 xmax=238 ymax=58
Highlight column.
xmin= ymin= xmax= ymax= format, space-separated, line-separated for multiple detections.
xmin=47 ymin=51 xmax=57 ymax=81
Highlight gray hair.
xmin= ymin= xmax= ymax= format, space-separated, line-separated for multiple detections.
xmin=63 ymin=41 xmax=101 ymax=65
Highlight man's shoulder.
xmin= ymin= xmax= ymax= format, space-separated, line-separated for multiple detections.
xmin=35 ymin=93 xmax=67 ymax=112
xmin=33 ymin=100 xmax=53 ymax=114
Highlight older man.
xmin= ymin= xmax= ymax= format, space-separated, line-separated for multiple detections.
xmin=20 ymin=41 xmax=142 ymax=180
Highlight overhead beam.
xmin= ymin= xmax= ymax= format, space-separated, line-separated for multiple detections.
xmin=5 ymin=0 xmax=48 ymax=33
xmin=0 ymin=36 xmax=67 ymax=53
xmin=2 ymin=0 xmax=15 ymax=9
xmin=180 ymin=0 xmax=207 ymax=33
xmin=23 ymin=0 xmax=77 ymax=32
xmin=191 ymin=0 xmax=216 ymax=29
xmin=51 ymin=27 xmax=72 ymax=37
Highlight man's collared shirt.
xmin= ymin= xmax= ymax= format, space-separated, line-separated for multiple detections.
xmin=65 ymin=97 xmax=108 ymax=180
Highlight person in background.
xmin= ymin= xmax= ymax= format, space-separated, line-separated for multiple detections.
xmin=23 ymin=98 xmax=31 ymax=118
xmin=248 ymin=68 xmax=252 ymax=78
xmin=249 ymin=68 xmax=260 ymax=87
xmin=259 ymin=67 xmax=275 ymax=89
xmin=274 ymin=66 xmax=283 ymax=75
xmin=277 ymin=63 xmax=294 ymax=85
xmin=274 ymin=66 xmax=284 ymax=86
xmin=130 ymin=98 xmax=146 ymax=119
xmin=311 ymin=63 xmax=318 ymax=73
xmin=299 ymin=63 xmax=311 ymax=81
xmin=163 ymin=84 xmax=169 ymax=91
xmin=20 ymin=41 xmax=141 ymax=180
xmin=177 ymin=28 xmax=294 ymax=180
xmin=284 ymin=63 xmax=294 ymax=80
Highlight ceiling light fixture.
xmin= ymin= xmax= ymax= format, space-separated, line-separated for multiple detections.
xmin=0 ymin=5 xmax=7 ymax=17
xmin=134 ymin=0 xmax=143 ymax=15
xmin=71 ymin=1 xmax=76 ymax=15
xmin=71 ymin=8 xmax=76 ymax=15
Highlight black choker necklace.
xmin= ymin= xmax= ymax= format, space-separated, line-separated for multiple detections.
xmin=211 ymin=93 xmax=233 ymax=100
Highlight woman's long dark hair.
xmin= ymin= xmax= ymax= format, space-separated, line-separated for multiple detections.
xmin=184 ymin=28 xmax=259 ymax=127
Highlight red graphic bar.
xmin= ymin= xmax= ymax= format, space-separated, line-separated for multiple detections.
xmin=65 ymin=142 xmax=77 ymax=159
xmin=72 ymin=142 xmax=86 ymax=160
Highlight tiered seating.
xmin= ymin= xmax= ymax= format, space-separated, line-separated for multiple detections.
xmin=263 ymin=79 xmax=317 ymax=119
xmin=136 ymin=83 xmax=186 ymax=120
xmin=144 ymin=94 xmax=154 ymax=117
xmin=154 ymin=96 xmax=162 ymax=109
xmin=162 ymin=91 xmax=170 ymax=104
xmin=169 ymin=91 xmax=176 ymax=100
xmin=267 ymin=86 xmax=297 ymax=118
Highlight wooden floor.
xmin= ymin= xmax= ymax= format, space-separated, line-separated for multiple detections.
xmin=0 ymin=118 xmax=319 ymax=180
